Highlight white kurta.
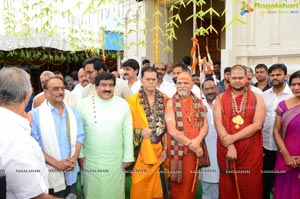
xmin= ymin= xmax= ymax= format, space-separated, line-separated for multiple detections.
xmin=199 ymin=100 xmax=220 ymax=183
xmin=78 ymin=95 xmax=134 ymax=199
xmin=0 ymin=107 xmax=48 ymax=199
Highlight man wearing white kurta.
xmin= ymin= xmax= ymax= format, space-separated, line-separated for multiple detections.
xmin=153 ymin=62 xmax=176 ymax=98
xmin=78 ymin=72 xmax=134 ymax=199
xmin=199 ymin=78 xmax=220 ymax=199
xmin=123 ymin=58 xmax=142 ymax=94
xmin=71 ymin=68 xmax=90 ymax=103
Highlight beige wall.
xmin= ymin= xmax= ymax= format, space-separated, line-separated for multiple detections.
xmin=223 ymin=0 xmax=300 ymax=74
xmin=124 ymin=0 xmax=300 ymax=75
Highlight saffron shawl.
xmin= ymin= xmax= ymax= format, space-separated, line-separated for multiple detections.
xmin=170 ymin=93 xmax=208 ymax=183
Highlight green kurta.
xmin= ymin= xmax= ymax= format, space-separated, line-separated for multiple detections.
xmin=78 ymin=94 xmax=134 ymax=199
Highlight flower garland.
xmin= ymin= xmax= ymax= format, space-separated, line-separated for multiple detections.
xmin=138 ymin=87 xmax=165 ymax=143
xmin=231 ymin=89 xmax=248 ymax=129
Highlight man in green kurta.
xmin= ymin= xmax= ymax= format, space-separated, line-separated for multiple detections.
xmin=78 ymin=72 xmax=134 ymax=199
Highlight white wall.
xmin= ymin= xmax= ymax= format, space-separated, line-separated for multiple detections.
xmin=223 ymin=0 xmax=300 ymax=74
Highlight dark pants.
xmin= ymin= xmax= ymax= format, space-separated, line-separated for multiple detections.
xmin=0 ymin=173 xmax=6 ymax=199
xmin=49 ymin=183 xmax=77 ymax=198
xmin=262 ymin=148 xmax=277 ymax=199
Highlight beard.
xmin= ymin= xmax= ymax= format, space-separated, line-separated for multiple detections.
xmin=271 ymin=80 xmax=285 ymax=88
xmin=178 ymin=89 xmax=191 ymax=97
xmin=157 ymin=73 xmax=164 ymax=79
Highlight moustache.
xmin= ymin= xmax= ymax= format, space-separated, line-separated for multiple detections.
xmin=104 ymin=91 xmax=111 ymax=93
xmin=56 ymin=94 xmax=64 ymax=97
xmin=271 ymin=80 xmax=280 ymax=85
xmin=206 ymin=93 xmax=215 ymax=96
xmin=178 ymin=88 xmax=189 ymax=92
xmin=82 ymin=80 xmax=89 ymax=83
xmin=206 ymin=94 xmax=216 ymax=98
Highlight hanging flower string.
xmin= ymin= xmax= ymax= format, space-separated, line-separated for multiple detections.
xmin=138 ymin=87 xmax=165 ymax=143
xmin=231 ymin=89 xmax=248 ymax=129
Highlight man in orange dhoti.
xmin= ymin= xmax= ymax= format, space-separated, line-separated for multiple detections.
xmin=165 ymin=71 xmax=208 ymax=199
xmin=214 ymin=65 xmax=266 ymax=199
xmin=127 ymin=66 xmax=169 ymax=199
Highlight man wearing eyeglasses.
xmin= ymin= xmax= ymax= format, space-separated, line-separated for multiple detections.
xmin=82 ymin=56 xmax=132 ymax=99
xmin=32 ymin=71 xmax=77 ymax=108
xmin=29 ymin=77 xmax=85 ymax=198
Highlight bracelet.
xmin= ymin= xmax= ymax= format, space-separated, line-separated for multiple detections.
xmin=279 ymin=147 xmax=286 ymax=153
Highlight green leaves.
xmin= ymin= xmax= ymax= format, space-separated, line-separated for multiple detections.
xmin=206 ymin=25 xmax=218 ymax=34
xmin=153 ymin=10 xmax=163 ymax=17
xmin=1 ymin=0 xmax=247 ymax=55
xmin=203 ymin=7 xmax=220 ymax=17
xmin=0 ymin=48 xmax=121 ymax=64
xmin=174 ymin=0 xmax=186 ymax=7
xmin=222 ymin=13 xmax=246 ymax=31
xmin=195 ymin=27 xmax=208 ymax=36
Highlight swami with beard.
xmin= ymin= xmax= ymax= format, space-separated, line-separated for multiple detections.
xmin=165 ymin=71 xmax=208 ymax=199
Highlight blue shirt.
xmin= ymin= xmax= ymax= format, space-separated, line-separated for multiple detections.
xmin=30 ymin=103 xmax=85 ymax=186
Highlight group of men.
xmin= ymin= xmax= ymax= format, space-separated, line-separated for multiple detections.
xmin=0 ymin=56 xmax=293 ymax=199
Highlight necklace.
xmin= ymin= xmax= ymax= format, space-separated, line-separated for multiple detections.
xmin=183 ymin=96 xmax=197 ymax=128
xmin=231 ymin=89 xmax=248 ymax=129
xmin=186 ymin=104 xmax=193 ymax=123
xmin=139 ymin=87 xmax=165 ymax=142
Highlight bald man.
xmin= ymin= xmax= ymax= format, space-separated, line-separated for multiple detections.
xmin=32 ymin=71 xmax=55 ymax=108
xmin=72 ymin=68 xmax=90 ymax=102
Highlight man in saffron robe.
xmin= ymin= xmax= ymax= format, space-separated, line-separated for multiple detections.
xmin=78 ymin=72 xmax=134 ymax=199
xmin=165 ymin=71 xmax=208 ymax=199
xmin=213 ymin=65 xmax=266 ymax=199
xmin=127 ymin=66 xmax=169 ymax=199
